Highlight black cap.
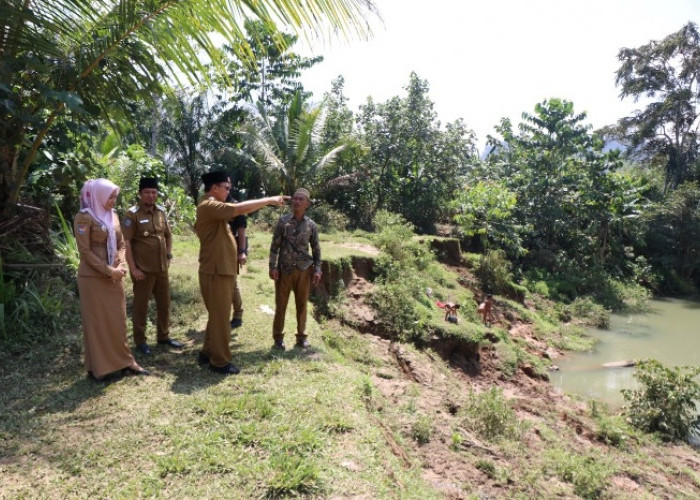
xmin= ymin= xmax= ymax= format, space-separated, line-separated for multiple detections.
xmin=201 ymin=171 xmax=228 ymax=184
xmin=139 ymin=177 xmax=159 ymax=191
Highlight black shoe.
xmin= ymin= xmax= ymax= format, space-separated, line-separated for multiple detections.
xmin=272 ymin=340 xmax=286 ymax=351
xmin=295 ymin=338 xmax=310 ymax=349
xmin=209 ymin=363 xmax=240 ymax=375
xmin=158 ymin=338 xmax=183 ymax=349
xmin=197 ymin=352 xmax=210 ymax=365
xmin=136 ymin=343 xmax=152 ymax=355
xmin=122 ymin=366 xmax=151 ymax=376
xmin=230 ymin=318 xmax=243 ymax=329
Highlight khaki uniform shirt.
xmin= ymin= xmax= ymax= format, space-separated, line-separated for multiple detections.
xmin=123 ymin=203 xmax=171 ymax=273
xmin=74 ymin=211 xmax=126 ymax=277
xmin=269 ymin=213 xmax=321 ymax=274
xmin=195 ymin=197 xmax=239 ymax=276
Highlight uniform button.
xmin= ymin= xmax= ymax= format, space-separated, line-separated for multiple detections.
xmin=143 ymin=231 xmax=149 ymax=236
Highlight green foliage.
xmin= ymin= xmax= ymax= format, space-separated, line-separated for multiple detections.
xmin=461 ymin=387 xmax=522 ymax=441
xmin=475 ymin=459 xmax=498 ymax=479
xmin=50 ymin=204 xmax=79 ymax=274
xmin=100 ymin=145 xmax=195 ymax=231
xmin=266 ymin=455 xmax=320 ymax=497
xmin=0 ymin=266 xmax=77 ymax=347
xmin=451 ymin=179 xmax=525 ymax=256
xmin=307 ymin=201 xmax=350 ymax=233
xmin=316 ymin=77 xmax=375 ymax=229
xmin=616 ymin=22 xmax=700 ymax=191
xmin=493 ymin=341 xmax=520 ymax=379
xmin=560 ymin=297 xmax=610 ymax=329
xmin=0 ymin=0 xmax=375 ymax=212
xmin=595 ymin=278 xmax=651 ymax=312
xmin=369 ymin=266 xmax=425 ymax=341
xmin=485 ymin=99 xmax=648 ymax=304
xmin=643 ymin=181 xmax=700 ymax=293
xmin=475 ymin=249 xmax=525 ymax=301
xmin=158 ymin=92 xmax=214 ymax=206
xmin=372 ymin=210 xmax=417 ymax=262
xmin=239 ymin=92 xmax=346 ymax=196
xmin=368 ymin=211 xmax=439 ymax=342
xmin=622 ymin=359 xmax=700 ymax=441
xmin=549 ymin=323 xmax=597 ymax=352
xmin=356 ymin=73 xmax=478 ymax=233
xmin=411 ymin=415 xmax=433 ymax=444
xmin=594 ymin=414 xmax=630 ymax=447
xmin=544 ymin=448 xmax=614 ymax=499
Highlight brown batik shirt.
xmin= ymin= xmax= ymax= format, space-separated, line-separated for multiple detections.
xmin=269 ymin=213 xmax=321 ymax=275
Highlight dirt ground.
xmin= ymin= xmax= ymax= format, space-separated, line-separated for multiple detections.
xmin=333 ymin=261 xmax=700 ymax=499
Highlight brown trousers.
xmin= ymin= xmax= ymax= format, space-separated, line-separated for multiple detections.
xmin=272 ymin=267 xmax=312 ymax=340
xmin=132 ymin=270 xmax=170 ymax=345
xmin=199 ymin=271 xmax=234 ymax=368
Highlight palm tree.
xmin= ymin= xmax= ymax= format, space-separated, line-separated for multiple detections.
xmin=237 ymin=92 xmax=347 ymax=195
xmin=0 ymin=0 xmax=377 ymax=214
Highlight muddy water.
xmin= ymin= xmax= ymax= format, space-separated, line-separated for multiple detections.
xmin=550 ymin=298 xmax=700 ymax=407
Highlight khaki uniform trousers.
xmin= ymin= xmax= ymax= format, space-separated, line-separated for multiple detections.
xmin=272 ymin=267 xmax=312 ymax=341
xmin=132 ymin=270 xmax=170 ymax=346
xmin=199 ymin=271 xmax=234 ymax=368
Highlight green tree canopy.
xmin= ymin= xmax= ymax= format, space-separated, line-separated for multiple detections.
xmin=486 ymin=99 xmax=646 ymax=299
xmin=615 ymin=22 xmax=700 ymax=192
xmin=357 ymin=72 xmax=477 ymax=233
xmin=0 ymin=0 xmax=377 ymax=215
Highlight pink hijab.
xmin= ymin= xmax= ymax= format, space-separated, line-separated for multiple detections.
xmin=80 ymin=178 xmax=120 ymax=265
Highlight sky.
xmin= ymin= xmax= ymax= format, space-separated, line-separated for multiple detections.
xmin=299 ymin=0 xmax=700 ymax=151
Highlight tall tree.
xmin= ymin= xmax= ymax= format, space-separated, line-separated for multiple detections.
xmin=615 ymin=22 xmax=700 ymax=192
xmin=316 ymin=76 xmax=372 ymax=227
xmin=358 ymin=72 xmax=477 ymax=233
xmin=487 ymin=99 xmax=645 ymax=291
xmin=0 ymin=0 xmax=377 ymax=215
xmin=644 ymin=181 xmax=700 ymax=290
xmin=222 ymin=19 xmax=323 ymax=112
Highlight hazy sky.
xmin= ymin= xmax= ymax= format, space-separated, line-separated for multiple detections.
xmin=300 ymin=0 xmax=700 ymax=151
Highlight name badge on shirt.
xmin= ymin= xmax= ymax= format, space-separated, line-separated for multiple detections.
xmin=140 ymin=219 xmax=149 ymax=223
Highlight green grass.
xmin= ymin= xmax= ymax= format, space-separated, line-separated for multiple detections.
xmin=1 ymin=230 xmax=698 ymax=499
xmin=0 ymin=231 xmax=436 ymax=499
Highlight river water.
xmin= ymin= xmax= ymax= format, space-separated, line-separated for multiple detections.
xmin=550 ymin=298 xmax=700 ymax=408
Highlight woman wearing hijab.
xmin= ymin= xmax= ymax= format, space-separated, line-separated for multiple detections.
xmin=74 ymin=178 xmax=149 ymax=380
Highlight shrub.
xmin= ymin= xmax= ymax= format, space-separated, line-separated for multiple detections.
xmin=562 ymin=297 xmax=610 ymax=329
xmin=594 ymin=278 xmax=650 ymax=312
xmin=622 ymin=359 xmax=700 ymax=441
xmin=475 ymin=459 xmax=497 ymax=479
xmin=594 ymin=414 xmax=630 ymax=447
xmin=50 ymin=204 xmax=79 ymax=273
xmin=307 ymin=202 xmax=349 ymax=233
xmin=371 ymin=210 xmax=415 ymax=262
xmin=368 ymin=210 xmax=437 ymax=341
xmin=544 ymin=448 xmax=613 ymax=499
xmin=0 ymin=268 xmax=77 ymax=347
xmin=476 ymin=249 xmax=525 ymax=301
xmin=411 ymin=415 xmax=433 ymax=444
xmin=369 ymin=276 xmax=423 ymax=341
xmin=461 ymin=387 xmax=522 ymax=441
